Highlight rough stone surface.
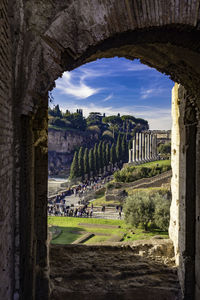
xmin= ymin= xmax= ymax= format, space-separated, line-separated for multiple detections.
xmin=0 ymin=1 xmax=14 ymax=299
xmin=169 ymin=84 xmax=198 ymax=299
xmin=50 ymin=242 xmax=181 ymax=300
xmin=48 ymin=128 xmax=98 ymax=175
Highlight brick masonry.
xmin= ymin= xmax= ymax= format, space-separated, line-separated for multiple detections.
xmin=0 ymin=0 xmax=14 ymax=299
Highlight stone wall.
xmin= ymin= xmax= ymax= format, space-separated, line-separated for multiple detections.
xmin=196 ymin=112 xmax=200 ymax=299
xmin=169 ymin=84 xmax=183 ymax=264
xmin=48 ymin=128 xmax=98 ymax=176
xmin=0 ymin=1 xmax=14 ymax=299
xmin=169 ymin=84 xmax=198 ymax=299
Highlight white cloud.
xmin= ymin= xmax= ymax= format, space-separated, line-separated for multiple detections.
xmin=140 ymin=87 xmax=169 ymax=100
xmin=140 ymin=88 xmax=155 ymax=99
xmin=56 ymin=72 xmax=101 ymax=99
xmin=126 ymin=63 xmax=153 ymax=72
xmin=102 ymin=94 xmax=113 ymax=102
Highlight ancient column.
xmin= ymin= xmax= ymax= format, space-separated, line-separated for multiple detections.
xmin=135 ymin=132 xmax=139 ymax=161
xmin=132 ymin=138 xmax=136 ymax=162
xmin=128 ymin=149 xmax=132 ymax=163
xmin=144 ymin=134 xmax=147 ymax=160
xmin=153 ymin=134 xmax=157 ymax=158
xmin=151 ymin=135 xmax=155 ymax=159
xmin=142 ymin=133 xmax=145 ymax=161
xmin=149 ymin=133 xmax=153 ymax=160
xmin=146 ymin=133 xmax=150 ymax=160
xmin=138 ymin=133 xmax=142 ymax=161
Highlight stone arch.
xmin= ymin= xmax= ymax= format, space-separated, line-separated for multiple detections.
xmin=6 ymin=1 xmax=200 ymax=300
xmin=19 ymin=0 xmax=200 ymax=113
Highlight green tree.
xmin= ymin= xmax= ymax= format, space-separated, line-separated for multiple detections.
xmin=121 ymin=135 xmax=128 ymax=162
xmin=116 ymin=133 xmax=122 ymax=162
xmin=83 ymin=148 xmax=90 ymax=178
xmin=94 ymin=143 xmax=98 ymax=175
xmin=102 ymin=141 xmax=107 ymax=168
xmin=89 ymin=148 xmax=95 ymax=175
xmin=54 ymin=104 xmax=62 ymax=118
xmin=128 ymin=139 xmax=132 ymax=150
xmin=78 ymin=147 xmax=84 ymax=179
xmin=110 ymin=143 xmax=116 ymax=165
xmin=158 ymin=143 xmax=171 ymax=155
xmin=102 ymin=115 xmax=122 ymax=127
xmin=64 ymin=112 xmax=86 ymax=130
xmin=106 ymin=143 xmax=110 ymax=166
xmin=69 ymin=151 xmax=79 ymax=179
xmin=154 ymin=194 xmax=170 ymax=231
xmin=98 ymin=141 xmax=103 ymax=171
xmin=124 ymin=191 xmax=155 ymax=231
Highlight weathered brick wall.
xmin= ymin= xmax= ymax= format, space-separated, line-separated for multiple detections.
xmin=0 ymin=0 xmax=14 ymax=299
xmin=170 ymin=84 xmax=198 ymax=299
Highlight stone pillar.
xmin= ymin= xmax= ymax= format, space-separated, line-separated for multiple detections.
xmin=169 ymin=84 xmax=196 ymax=300
xmin=152 ymin=134 xmax=157 ymax=159
xmin=141 ymin=133 xmax=145 ymax=161
xmin=132 ymin=138 xmax=136 ymax=162
xmin=144 ymin=134 xmax=147 ymax=161
xmin=128 ymin=149 xmax=132 ymax=163
xmin=154 ymin=134 xmax=157 ymax=158
xmin=149 ymin=133 xmax=153 ymax=160
xmin=138 ymin=133 xmax=142 ymax=161
xmin=33 ymin=99 xmax=49 ymax=300
xmin=135 ymin=132 xmax=139 ymax=161
xmin=146 ymin=133 xmax=150 ymax=160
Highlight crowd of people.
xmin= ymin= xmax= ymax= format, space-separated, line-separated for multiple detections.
xmin=48 ymin=203 xmax=94 ymax=218
xmin=48 ymin=176 xmax=112 ymax=218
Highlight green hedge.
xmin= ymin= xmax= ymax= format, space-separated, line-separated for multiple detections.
xmin=114 ymin=162 xmax=171 ymax=183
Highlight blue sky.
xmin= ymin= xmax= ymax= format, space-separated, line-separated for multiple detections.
xmin=51 ymin=57 xmax=174 ymax=130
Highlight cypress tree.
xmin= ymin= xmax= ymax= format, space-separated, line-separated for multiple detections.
xmin=128 ymin=139 xmax=132 ymax=150
xmin=116 ymin=133 xmax=122 ymax=162
xmin=98 ymin=141 xmax=103 ymax=170
xmin=102 ymin=141 xmax=106 ymax=168
xmin=70 ymin=151 xmax=79 ymax=179
xmin=89 ymin=148 xmax=94 ymax=174
xmin=110 ymin=143 xmax=116 ymax=165
xmin=78 ymin=147 xmax=84 ymax=178
xmin=122 ymin=135 xmax=127 ymax=162
xmin=94 ymin=143 xmax=98 ymax=175
xmin=106 ymin=143 xmax=110 ymax=166
xmin=83 ymin=148 xmax=90 ymax=178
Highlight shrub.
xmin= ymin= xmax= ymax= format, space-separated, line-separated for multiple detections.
xmin=124 ymin=190 xmax=171 ymax=231
xmin=154 ymin=194 xmax=170 ymax=231
xmin=113 ymin=161 xmax=171 ymax=183
xmin=124 ymin=191 xmax=155 ymax=231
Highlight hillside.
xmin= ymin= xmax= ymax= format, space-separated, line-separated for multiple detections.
xmin=48 ymin=105 xmax=149 ymax=177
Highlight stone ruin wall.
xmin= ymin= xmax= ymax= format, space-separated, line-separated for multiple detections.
xmin=0 ymin=1 xmax=14 ymax=299
xmin=169 ymin=83 xmax=185 ymax=265
xmin=170 ymin=83 xmax=200 ymax=299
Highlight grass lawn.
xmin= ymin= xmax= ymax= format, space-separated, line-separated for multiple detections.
xmin=48 ymin=216 xmax=168 ymax=245
xmin=88 ymin=196 xmax=121 ymax=207
xmin=84 ymin=235 xmax=111 ymax=244
xmin=123 ymin=228 xmax=169 ymax=242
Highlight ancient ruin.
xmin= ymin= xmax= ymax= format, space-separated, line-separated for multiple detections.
xmin=1 ymin=0 xmax=200 ymax=299
xmin=128 ymin=132 xmax=157 ymax=164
